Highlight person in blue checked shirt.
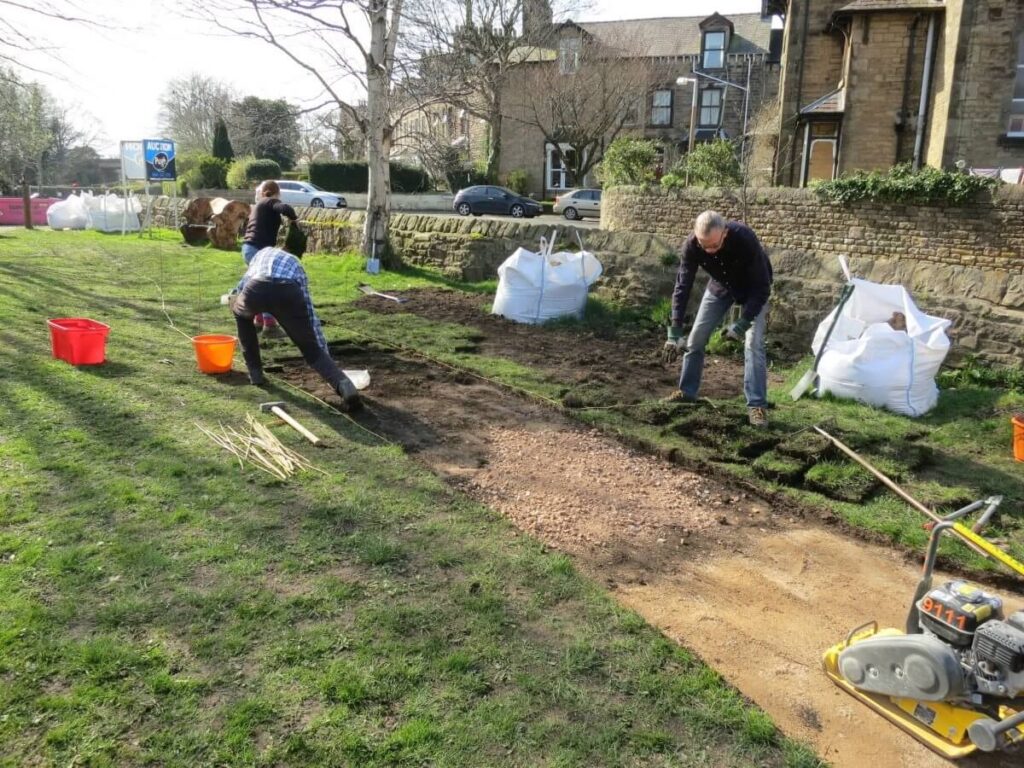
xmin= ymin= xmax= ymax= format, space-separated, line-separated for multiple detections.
xmin=232 ymin=246 xmax=362 ymax=411
xmin=661 ymin=210 xmax=773 ymax=428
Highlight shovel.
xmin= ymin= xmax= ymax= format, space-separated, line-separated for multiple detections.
xmin=790 ymin=282 xmax=855 ymax=401
xmin=357 ymin=284 xmax=407 ymax=303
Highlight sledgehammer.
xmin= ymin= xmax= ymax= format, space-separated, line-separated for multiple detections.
xmin=259 ymin=401 xmax=321 ymax=445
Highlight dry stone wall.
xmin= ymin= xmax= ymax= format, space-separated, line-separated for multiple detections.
xmin=146 ymin=196 xmax=679 ymax=308
xmin=602 ymin=186 xmax=1024 ymax=366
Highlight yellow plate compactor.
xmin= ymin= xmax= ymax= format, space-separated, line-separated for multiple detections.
xmin=824 ymin=497 xmax=1024 ymax=759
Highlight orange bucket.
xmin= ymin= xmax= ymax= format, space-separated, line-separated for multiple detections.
xmin=192 ymin=334 xmax=237 ymax=374
xmin=1013 ymin=414 xmax=1024 ymax=463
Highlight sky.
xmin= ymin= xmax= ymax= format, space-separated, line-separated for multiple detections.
xmin=13 ymin=0 xmax=767 ymax=156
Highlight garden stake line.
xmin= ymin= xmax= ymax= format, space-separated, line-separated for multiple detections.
xmin=337 ymin=327 xmax=729 ymax=415
xmin=266 ymin=372 xmax=394 ymax=446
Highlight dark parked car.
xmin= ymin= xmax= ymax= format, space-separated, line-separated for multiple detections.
xmin=453 ymin=185 xmax=542 ymax=218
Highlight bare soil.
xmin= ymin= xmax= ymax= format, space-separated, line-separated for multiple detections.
xmin=347 ymin=287 xmax=756 ymax=404
xmin=276 ymin=289 xmax=1019 ymax=768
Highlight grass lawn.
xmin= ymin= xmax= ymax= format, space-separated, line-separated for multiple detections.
xmin=0 ymin=229 xmax=820 ymax=767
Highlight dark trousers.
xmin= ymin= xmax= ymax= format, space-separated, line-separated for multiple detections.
xmin=233 ymin=279 xmax=322 ymax=366
xmin=234 ymin=277 xmax=359 ymax=398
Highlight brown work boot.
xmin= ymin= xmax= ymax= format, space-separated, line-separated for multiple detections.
xmin=748 ymin=406 xmax=769 ymax=428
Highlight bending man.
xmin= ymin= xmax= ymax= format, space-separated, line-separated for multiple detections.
xmin=662 ymin=210 xmax=773 ymax=427
xmin=233 ymin=246 xmax=362 ymax=412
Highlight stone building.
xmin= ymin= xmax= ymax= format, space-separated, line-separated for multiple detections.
xmin=769 ymin=0 xmax=1024 ymax=186
xmin=499 ymin=7 xmax=782 ymax=199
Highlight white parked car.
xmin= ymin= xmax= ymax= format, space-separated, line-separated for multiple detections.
xmin=274 ymin=180 xmax=347 ymax=209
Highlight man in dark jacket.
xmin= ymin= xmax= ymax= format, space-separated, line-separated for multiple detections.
xmin=661 ymin=210 xmax=773 ymax=426
xmin=242 ymin=181 xmax=299 ymax=335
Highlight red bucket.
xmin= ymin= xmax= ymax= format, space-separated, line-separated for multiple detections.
xmin=47 ymin=318 xmax=110 ymax=365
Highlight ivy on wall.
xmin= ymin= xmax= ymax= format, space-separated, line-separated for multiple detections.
xmin=812 ymin=164 xmax=998 ymax=205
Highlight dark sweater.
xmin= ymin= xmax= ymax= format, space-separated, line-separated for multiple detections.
xmin=243 ymin=198 xmax=298 ymax=249
xmin=670 ymin=221 xmax=773 ymax=327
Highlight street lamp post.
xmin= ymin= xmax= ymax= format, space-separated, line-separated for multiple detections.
xmin=676 ymin=76 xmax=699 ymax=185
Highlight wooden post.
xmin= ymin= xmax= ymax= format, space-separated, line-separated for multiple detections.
xmin=21 ymin=176 xmax=33 ymax=230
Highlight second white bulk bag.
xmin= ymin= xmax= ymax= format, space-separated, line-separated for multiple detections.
xmin=814 ymin=277 xmax=951 ymax=417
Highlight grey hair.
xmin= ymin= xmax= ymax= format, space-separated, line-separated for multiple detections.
xmin=694 ymin=210 xmax=725 ymax=238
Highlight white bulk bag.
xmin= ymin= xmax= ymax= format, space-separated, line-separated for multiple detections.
xmin=491 ymin=238 xmax=602 ymax=324
xmin=86 ymin=193 xmax=141 ymax=232
xmin=46 ymin=195 xmax=89 ymax=230
xmin=813 ymin=277 xmax=951 ymax=417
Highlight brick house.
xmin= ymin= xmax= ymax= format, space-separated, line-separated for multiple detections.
xmin=768 ymin=0 xmax=1024 ymax=186
xmin=497 ymin=6 xmax=782 ymax=199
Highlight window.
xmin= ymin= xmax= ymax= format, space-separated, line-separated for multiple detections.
xmin=699 ymin=88 xmax=722 ymax=127
xmin=703 ymin=31 xmax=726 ymax=69
xmin=1009 ymin=34 xmax=1024 ymax=135
xmin=546 ymin=143 xmax=579 ymax=190
xmin=559 ymin=37 xmax=581 ymax=75
xmin=650 ymin=89 xmax=673 ymax=126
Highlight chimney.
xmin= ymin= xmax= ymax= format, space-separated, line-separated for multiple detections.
xmin=522 ymin=0 xmax=553 ymax=42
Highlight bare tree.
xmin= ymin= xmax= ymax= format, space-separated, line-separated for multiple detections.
xmin=403 ymin=0 xmax=583 ymax=182
xmin=323 ymin=106 xmax=366 ymax=161
xmin=192 ymin=0 xmax=420 ymax=259
xmin=159 ymin=74 xmax=234 ymax=154
xmin=296 ymin=111 xmax=337 ymax=166
xmin=506 ymin=27 xmax=662 ymax=185
xmin=0 ymin=1 xmax=104 ymax=75
xmin=43 ymin=105 xmax=97 ymax=183
xmin=391 ymin=104 xmax=466 ymax=188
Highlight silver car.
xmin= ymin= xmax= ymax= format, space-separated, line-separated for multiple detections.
xmin=553 ymin=188 xmax=601 ymax=220
xmin=274 ymin=180 xmax=347 ymax=209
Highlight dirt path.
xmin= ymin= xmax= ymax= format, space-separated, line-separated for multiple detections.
xmin=275 ymin=294 xmax=1019 ymax=767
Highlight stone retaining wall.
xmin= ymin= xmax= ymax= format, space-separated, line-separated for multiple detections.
xmin=601 ymin=187 xmax=1024 ymax=366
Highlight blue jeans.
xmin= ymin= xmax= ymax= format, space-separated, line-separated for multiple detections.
xmin=678 ymin=288 xmax=769 ymax=408
xmin=241 ymin=243 xmax=259 ymax=264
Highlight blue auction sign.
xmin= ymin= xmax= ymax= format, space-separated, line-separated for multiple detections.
xmin=144 ymin=139 xmax=176 ymax=181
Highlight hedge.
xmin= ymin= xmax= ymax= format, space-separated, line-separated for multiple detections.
xmin=227 ymin=157 xmax=283 ymax=189
xmin=309 ymin=162 xmax=430 ymax=193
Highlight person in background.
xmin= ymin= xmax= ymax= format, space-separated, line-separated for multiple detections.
xmin=242 ymin=180 xmax=298 ymax=335
xmin=661 ymin=210 xmax=773 ymax=427
xmin=232 ymin=246 xmax=362 ymax=412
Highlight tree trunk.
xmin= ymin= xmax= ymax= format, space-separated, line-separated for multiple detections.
xmin=21 ymin=176 xmax=33 ymax=230
xmin=485 ymin=107 xmax=502 ymax=183
xmin=362 ymin=1 xmax=394 ymax=266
